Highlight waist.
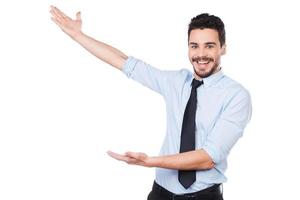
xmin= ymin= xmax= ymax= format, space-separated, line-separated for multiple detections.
xmin=152 ymin=181 xmax=222 ymax=200
xmin=155 ymin=167 xmax=227 ymax=193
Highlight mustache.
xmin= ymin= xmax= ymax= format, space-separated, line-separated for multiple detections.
xmin=192 ymin=56 xmax=214 ymax=62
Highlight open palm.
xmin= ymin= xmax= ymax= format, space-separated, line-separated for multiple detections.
xmin=50 ymin=5 xmax=82 ymax=38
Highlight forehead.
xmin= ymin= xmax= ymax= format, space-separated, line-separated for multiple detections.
xmin=189 ymin=28 xmax=220 ymax=45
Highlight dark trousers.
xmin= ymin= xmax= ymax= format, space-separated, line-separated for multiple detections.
xmin=147 ymin=181 xmax=223 ymax=200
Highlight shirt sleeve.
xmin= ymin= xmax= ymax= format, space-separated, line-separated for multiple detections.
xmin=202 ymin=89 xmax=252 ymax=164
xmin=122 ymin=56 xmax=171 ymax=97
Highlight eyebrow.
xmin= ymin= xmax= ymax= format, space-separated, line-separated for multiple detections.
xmin=189 ymin=42 xmax=217 ymax=46
xmin=205 ymin=42 xmax=217 ymax=46
xmin=189 ymin=42 xmax=198 ymax=46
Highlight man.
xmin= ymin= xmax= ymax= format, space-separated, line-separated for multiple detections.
xmin=50 ymin=6 xmax=251 ymax=200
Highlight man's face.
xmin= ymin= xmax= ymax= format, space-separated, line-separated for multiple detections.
xmin=188 ymin=28 xmax=226 ymax=79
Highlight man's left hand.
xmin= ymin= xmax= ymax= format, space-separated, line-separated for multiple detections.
xmin=107 ymin=151 xmax=153 ymax=167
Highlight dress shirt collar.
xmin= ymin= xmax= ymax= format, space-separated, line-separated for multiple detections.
xmin=190 ymin=68 xmax=224 ymax=88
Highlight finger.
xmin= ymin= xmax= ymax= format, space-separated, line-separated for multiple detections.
xmin=107 ymin=151 xmax=122 ymax=158
xmin=51 ymin=17 xmax=63 ymax=27
xmin=126 ymin=152 xmax=139 ymax=159
xmin=107 ymin=151 xmax=129 ymax=162
xmin=50 ymin=9 xmax=64 ymax=23
xmin=126 ymin=151 xmax=146 ymax=160
xmin=125 ymin=151 xmax=133 ymax=156
xmin=51 ymin=6 xmax=68 ymax=18
xmin=51 ymin=6 xmax=69 ymax=22
xmin=127 ymin=157 xmax=139 ymax=164
xmin=76 ymin=11 xmax=81 ymax=21
xmin=50 ymin=6 xmax=62 ymax=17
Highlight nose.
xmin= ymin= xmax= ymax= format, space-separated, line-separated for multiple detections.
xmin=195 ymin=47 xmax=207 ymax=57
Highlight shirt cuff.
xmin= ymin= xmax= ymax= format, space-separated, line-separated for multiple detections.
xmin=202 ymin=142 xmax=221 ymax=164
xmin=122 ymin=56 xmax=139 ymax=78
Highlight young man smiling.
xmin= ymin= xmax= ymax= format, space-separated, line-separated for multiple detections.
xmin=189 ymin=28 xmax=225 ymax=79
xmin=50 ymin=6 xmax=251 ymax=200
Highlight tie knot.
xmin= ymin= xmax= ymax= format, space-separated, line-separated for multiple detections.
xmin=191 ymin=79 xmax=203 ymax=89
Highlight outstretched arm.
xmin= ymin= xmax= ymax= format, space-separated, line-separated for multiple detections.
xmin=107 ymin=150 xmax=215 ymax=170
xmin=50 ymin=5 xmax=127 ymax=70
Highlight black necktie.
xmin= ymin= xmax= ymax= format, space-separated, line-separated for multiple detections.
xmin=178 ymin=78 xmax=203 ymax=189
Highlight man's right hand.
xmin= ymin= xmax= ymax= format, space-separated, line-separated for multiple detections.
xmin=49 ymin=5 xmax=128 ymax=70
xmin=50 ymin=5 xmax=82 ymax=39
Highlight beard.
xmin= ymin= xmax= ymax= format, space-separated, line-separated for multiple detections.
xmin=191 ymin=56 xmax=220 ymax=78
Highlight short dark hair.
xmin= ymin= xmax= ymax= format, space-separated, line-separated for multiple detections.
xmin=188 ymin=13 xmax=226 ymax=47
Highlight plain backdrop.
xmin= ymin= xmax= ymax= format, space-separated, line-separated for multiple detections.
xmin=1 ymin=0 xmax=300 ymax=199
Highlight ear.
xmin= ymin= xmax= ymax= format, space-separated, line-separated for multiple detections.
xmin=221 ymin=44 xmax=226 ymax=55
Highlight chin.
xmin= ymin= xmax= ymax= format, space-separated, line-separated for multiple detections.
xmin=194 ymin=68 xmax=215 ymax=78
xmin=197 ymin=73 xmax=210 ymax=79
xmin=193 ymin=63 xmax=219 ymax=78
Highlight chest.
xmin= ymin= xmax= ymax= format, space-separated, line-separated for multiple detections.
xmin=167 ymin=86 xmax=226 ymax=132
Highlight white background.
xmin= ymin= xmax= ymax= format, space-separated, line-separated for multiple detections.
xmin=1 ymin=0 xmax=300 ymax=199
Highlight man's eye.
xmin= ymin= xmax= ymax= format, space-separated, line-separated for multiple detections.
xmin=206 ymin=45 xmax=214 ymax=49
xmin=191 ymin=45 xmax=197 ymax=49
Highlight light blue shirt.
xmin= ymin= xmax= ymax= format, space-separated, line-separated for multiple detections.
xmin=122 ymin=56 xmax=252 ymax=194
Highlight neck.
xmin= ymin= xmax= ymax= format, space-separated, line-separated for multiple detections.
xmin=193 ymin=74 xmax=203 ymax=81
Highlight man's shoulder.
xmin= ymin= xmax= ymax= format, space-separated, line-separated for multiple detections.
xmin=175 ymin=68 xmax=193 ymax=79
xmin=165 ymin=68 xmax=193 ymax=85
xmin=220 ymin=75 xmax=251 ymax=99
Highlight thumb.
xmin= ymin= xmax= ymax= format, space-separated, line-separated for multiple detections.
xmin=76 ymin=11 xmax=81 ymax=20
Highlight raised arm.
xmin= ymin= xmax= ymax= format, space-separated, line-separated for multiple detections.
xmin=49 ymin=5 xmax=127 ymax=70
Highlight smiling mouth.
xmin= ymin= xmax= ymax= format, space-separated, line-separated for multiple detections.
xmin=196 ymin=60 xmax=210 ymax=64
xmin=194 ymin=59 xmax=212 ymax=68
xmin=192 ymin=57 xmax=214 ymax=66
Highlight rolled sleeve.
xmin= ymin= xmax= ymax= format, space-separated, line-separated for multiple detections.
xmin=202 ymin=89 xmax=252 ymax=164
xmin=122 ymin=56 xmax=139 ymax=78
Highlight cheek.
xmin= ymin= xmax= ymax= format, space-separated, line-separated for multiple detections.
xmin=211 ymin=52 xmax=221 ymax=61
xmin=188 ymin=50 xmax=193 ymax=57
xmin=188 ymin=52 xmax=194 ymax=61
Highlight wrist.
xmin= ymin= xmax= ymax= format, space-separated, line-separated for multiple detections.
xmin=146 ymin=156 xmax=161 ymax=168
xmin=71 ymin=31 xmax=84 ymax=41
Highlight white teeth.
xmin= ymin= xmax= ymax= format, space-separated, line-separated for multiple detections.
xmin=197 ymin=61 xmax=209 ymax=64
